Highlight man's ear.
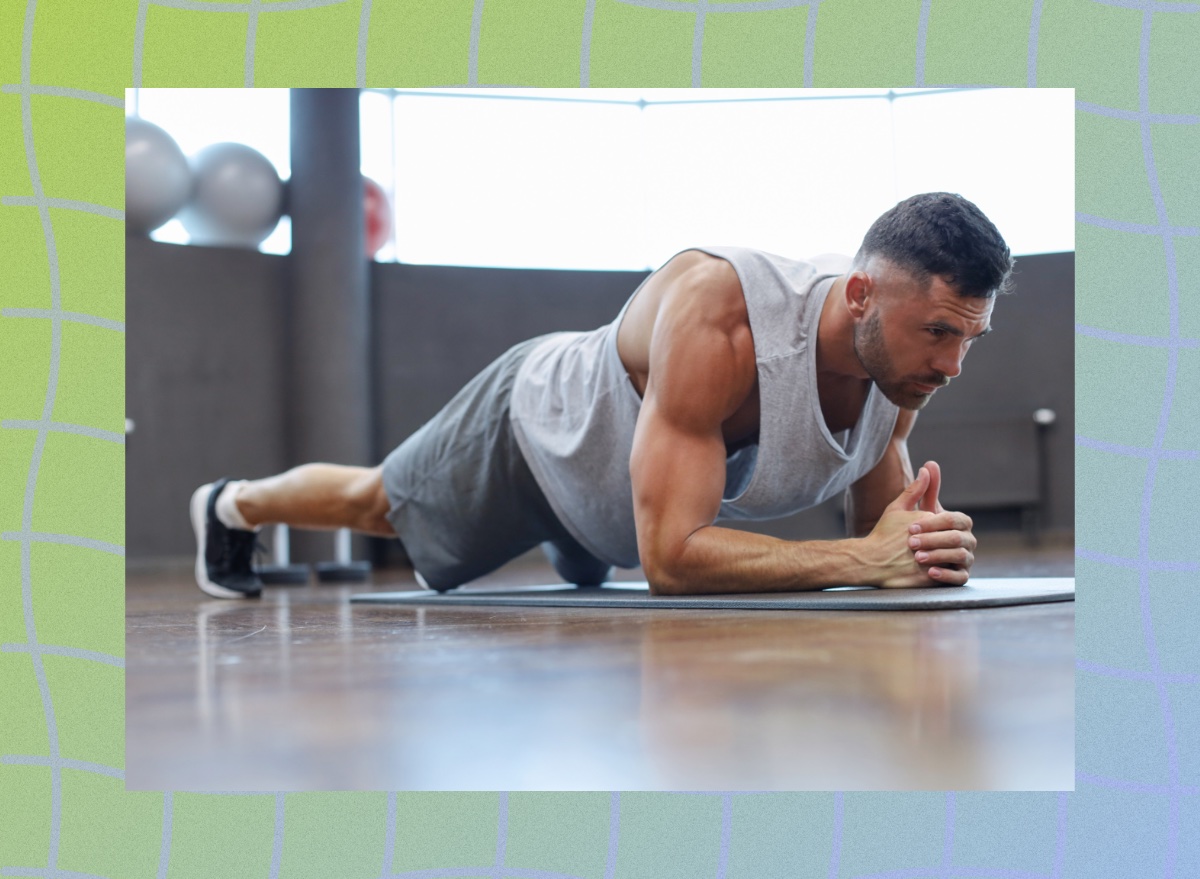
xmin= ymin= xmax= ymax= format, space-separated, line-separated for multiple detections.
xmin=844 ymin=270 xmax=871 ymax=319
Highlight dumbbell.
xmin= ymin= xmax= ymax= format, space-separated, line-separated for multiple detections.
xmin=256 ymin=524 xmax=311 ymax=585
xmin=315 ymin=527 xmax=372 ymax=583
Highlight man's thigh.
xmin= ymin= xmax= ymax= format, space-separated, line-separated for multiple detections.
xmin=379 ymin=337 xmax=564 ymax=589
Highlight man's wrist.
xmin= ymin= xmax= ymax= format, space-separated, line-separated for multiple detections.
xmin=788 ymin=537 xmax=878 ymax=589
xmin=839 ymin=537 xmax=887 ymax=587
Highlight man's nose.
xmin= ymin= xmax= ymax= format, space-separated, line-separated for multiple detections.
xmin=932 ymin=344 xmax=968 ymax=380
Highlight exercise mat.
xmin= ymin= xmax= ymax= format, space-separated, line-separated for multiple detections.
xmin=350 ymin=577 xmax=1074 ymax=611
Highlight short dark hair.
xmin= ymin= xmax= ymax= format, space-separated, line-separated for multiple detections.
xmin=853 ymin=192 xmax=1014 ymax=298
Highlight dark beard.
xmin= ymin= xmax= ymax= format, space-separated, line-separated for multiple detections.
xmin=853 ymin=310 xmax=931 ymax=411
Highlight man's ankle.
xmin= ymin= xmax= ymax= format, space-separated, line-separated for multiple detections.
xmin=215 ymin=480 xmax=258 ymax=531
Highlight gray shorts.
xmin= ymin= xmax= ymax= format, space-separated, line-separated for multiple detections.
xmin=381 ymin=337 xmax=611 ymax=591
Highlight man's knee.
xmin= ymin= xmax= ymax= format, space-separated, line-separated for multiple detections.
xmin=542 ymin=540 xmax=611 ymax=586
xmin=346 ymin=467 xmax=393 ymax=535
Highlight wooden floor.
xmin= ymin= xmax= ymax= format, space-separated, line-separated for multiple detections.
xmin=125 ymin=536 xmax=1074 ymax=791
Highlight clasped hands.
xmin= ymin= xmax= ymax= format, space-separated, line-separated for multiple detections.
xmin=869 ymin=460 xmax=976 ymax=588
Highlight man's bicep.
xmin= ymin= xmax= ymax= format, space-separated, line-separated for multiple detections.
xmin=629 ymin=393 xmax=728 ymax=569
xmin=628 ymin=265 xmax=755 ymax=573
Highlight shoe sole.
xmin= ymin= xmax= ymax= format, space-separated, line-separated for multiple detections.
xmin=190 ymin=483 xmax=260 ymax=600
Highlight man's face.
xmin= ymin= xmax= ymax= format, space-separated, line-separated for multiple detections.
xmin=853 ymin=272 xmax=993 ymax=411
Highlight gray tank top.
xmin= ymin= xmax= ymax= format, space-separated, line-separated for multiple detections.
xmin=509 ymin=246 xmax=899 ymax=568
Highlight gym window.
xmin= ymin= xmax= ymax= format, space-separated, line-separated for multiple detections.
xmin=364 ymin=87 xmax=1073 ymax=270
xmin=127 ymin=88 xmax=1073 ymax=268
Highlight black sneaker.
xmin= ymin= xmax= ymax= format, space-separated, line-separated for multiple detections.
xmin=190 ymin=478 xmax=263 ymax=599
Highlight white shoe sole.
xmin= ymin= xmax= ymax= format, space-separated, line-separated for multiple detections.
xmin=190 ymin=483 xmax=257 ymax=600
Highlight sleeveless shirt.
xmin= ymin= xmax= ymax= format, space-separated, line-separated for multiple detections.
xmin=508 ymin=246 xmax=900 ymax=568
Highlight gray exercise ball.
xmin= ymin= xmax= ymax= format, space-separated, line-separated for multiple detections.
xmin=125 ymin=117 xmax=191 ymax=234
xmin=178 ymin=142 xmax=284 ymax=247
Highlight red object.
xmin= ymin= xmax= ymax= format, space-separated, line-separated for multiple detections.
xmin=363 ymin=176 xmax=391 ymax=257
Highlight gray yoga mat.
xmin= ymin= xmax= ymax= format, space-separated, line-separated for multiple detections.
xmin=350 ymin=577 xmax=1074 ymax=611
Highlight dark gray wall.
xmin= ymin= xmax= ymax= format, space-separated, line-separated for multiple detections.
xmin=370 ymin=262 xmax=645 ymax=448
xmin=907 ymin=251 xmax=1074 ymax=533
xmin=127 ymin=240 xmax=1074 ymax=561
xmin=126 ymin=235 xmax=289 ymax=558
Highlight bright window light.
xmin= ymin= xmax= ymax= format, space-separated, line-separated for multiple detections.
xmin=370 ymin=88 xmax=1074 ymax=270
xmin=892 ymin=88 xmax=1075 ymax=256
xmin=389 ymin=95 xmax=643 ymax=270
xmin=128 ymin=89 xmax=1074 ymax=267
xmin=640 ymin=98 xmax=895 ymax=267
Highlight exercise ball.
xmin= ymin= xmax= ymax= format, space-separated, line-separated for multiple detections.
xmin=364 ymin=176 xmax=391 ymax=257
xmin=178 ymin=142 xmax=284 ymax=247
xmin=125 ymin=118 xmax=191 ymax=234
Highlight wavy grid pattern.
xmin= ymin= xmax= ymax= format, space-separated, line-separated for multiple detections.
xmin=1 ymin=0 xmax=1196 ymax=876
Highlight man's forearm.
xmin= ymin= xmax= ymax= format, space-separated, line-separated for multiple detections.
xmin=640 ymin=464 xmax=961 ymax=594
xmin=645 ymin=524 xmax=880 ymax=595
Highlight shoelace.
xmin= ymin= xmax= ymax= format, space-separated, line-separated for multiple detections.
xmin=248 ymin=535 xmax=272 ymax=572
xmin=220 ymin=528 xmax=265 ymax=574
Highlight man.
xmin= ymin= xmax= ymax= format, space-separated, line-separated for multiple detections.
xmin=191 ymin=192 xmax=1012 ymax=599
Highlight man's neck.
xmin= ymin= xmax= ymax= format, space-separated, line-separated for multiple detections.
xmin=815 ymin=274 xmax=870 ymax=382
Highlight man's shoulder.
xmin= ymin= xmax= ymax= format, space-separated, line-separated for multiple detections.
xmin=687 ymin=246 xmax=852 ymax=279
xmin=682 ymin=250 xmax=742 ymax=291
xmin=644 ymin=250 xmax=746 ymax=325
xmin=661 ymin=251 xmax=747 ymax=327
xmin=661 ymin=246 xmax=851 ymax=321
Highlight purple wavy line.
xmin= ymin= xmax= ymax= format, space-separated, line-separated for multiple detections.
xmin=604 ymin=792 xmax=620 ymax=879
xmin=1076 ymin=100 xmax=1200 ymax=124
xmin=828 ymin=792 xmax=844 ymax=879
xmin=942 ymin=792 xmax=956 ymax=872
xmin=156 ymin=791 xmax=173 ymax=879
xmin=1074 ymin=546 xmax=1199 ymax=572
xmin=1077 ymin=659 xmax=1198 ymax=684
xmin=1075 ymin=323 xmax=1200 ymax=349
xmin=1135 ymin=11 xmax=1183 ymax=876
xmin=1075 ymin=435 xmax=1197 ymax=460
xmin=1076 ymin=212 xmax=1199 ymax=236
xmin=381 ymin=792 xmax=397 ymax=878
xmin=717 ymin=793 xmax=732 ymax=879
xmin=1028 ymin=0 xmax=1043 ymax=86
xmin=269 ymin=793 xmax=285 ymax=879
xmin=915 ymin=0 xmax=931 ymax=85
xmin=1078 ymin=772 xmax=1200 ymax=796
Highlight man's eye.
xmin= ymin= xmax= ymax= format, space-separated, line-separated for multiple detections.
xmin=927 ymin=327 xmax=945 ymax=338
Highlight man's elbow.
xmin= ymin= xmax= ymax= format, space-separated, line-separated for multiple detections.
xmin=640 ymin=542 xmax=693 ymax=596
xmin=636 ymin=515 xmax=715 ymax=594
xmin=645 ymin=571 xmax=682 ymax=596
